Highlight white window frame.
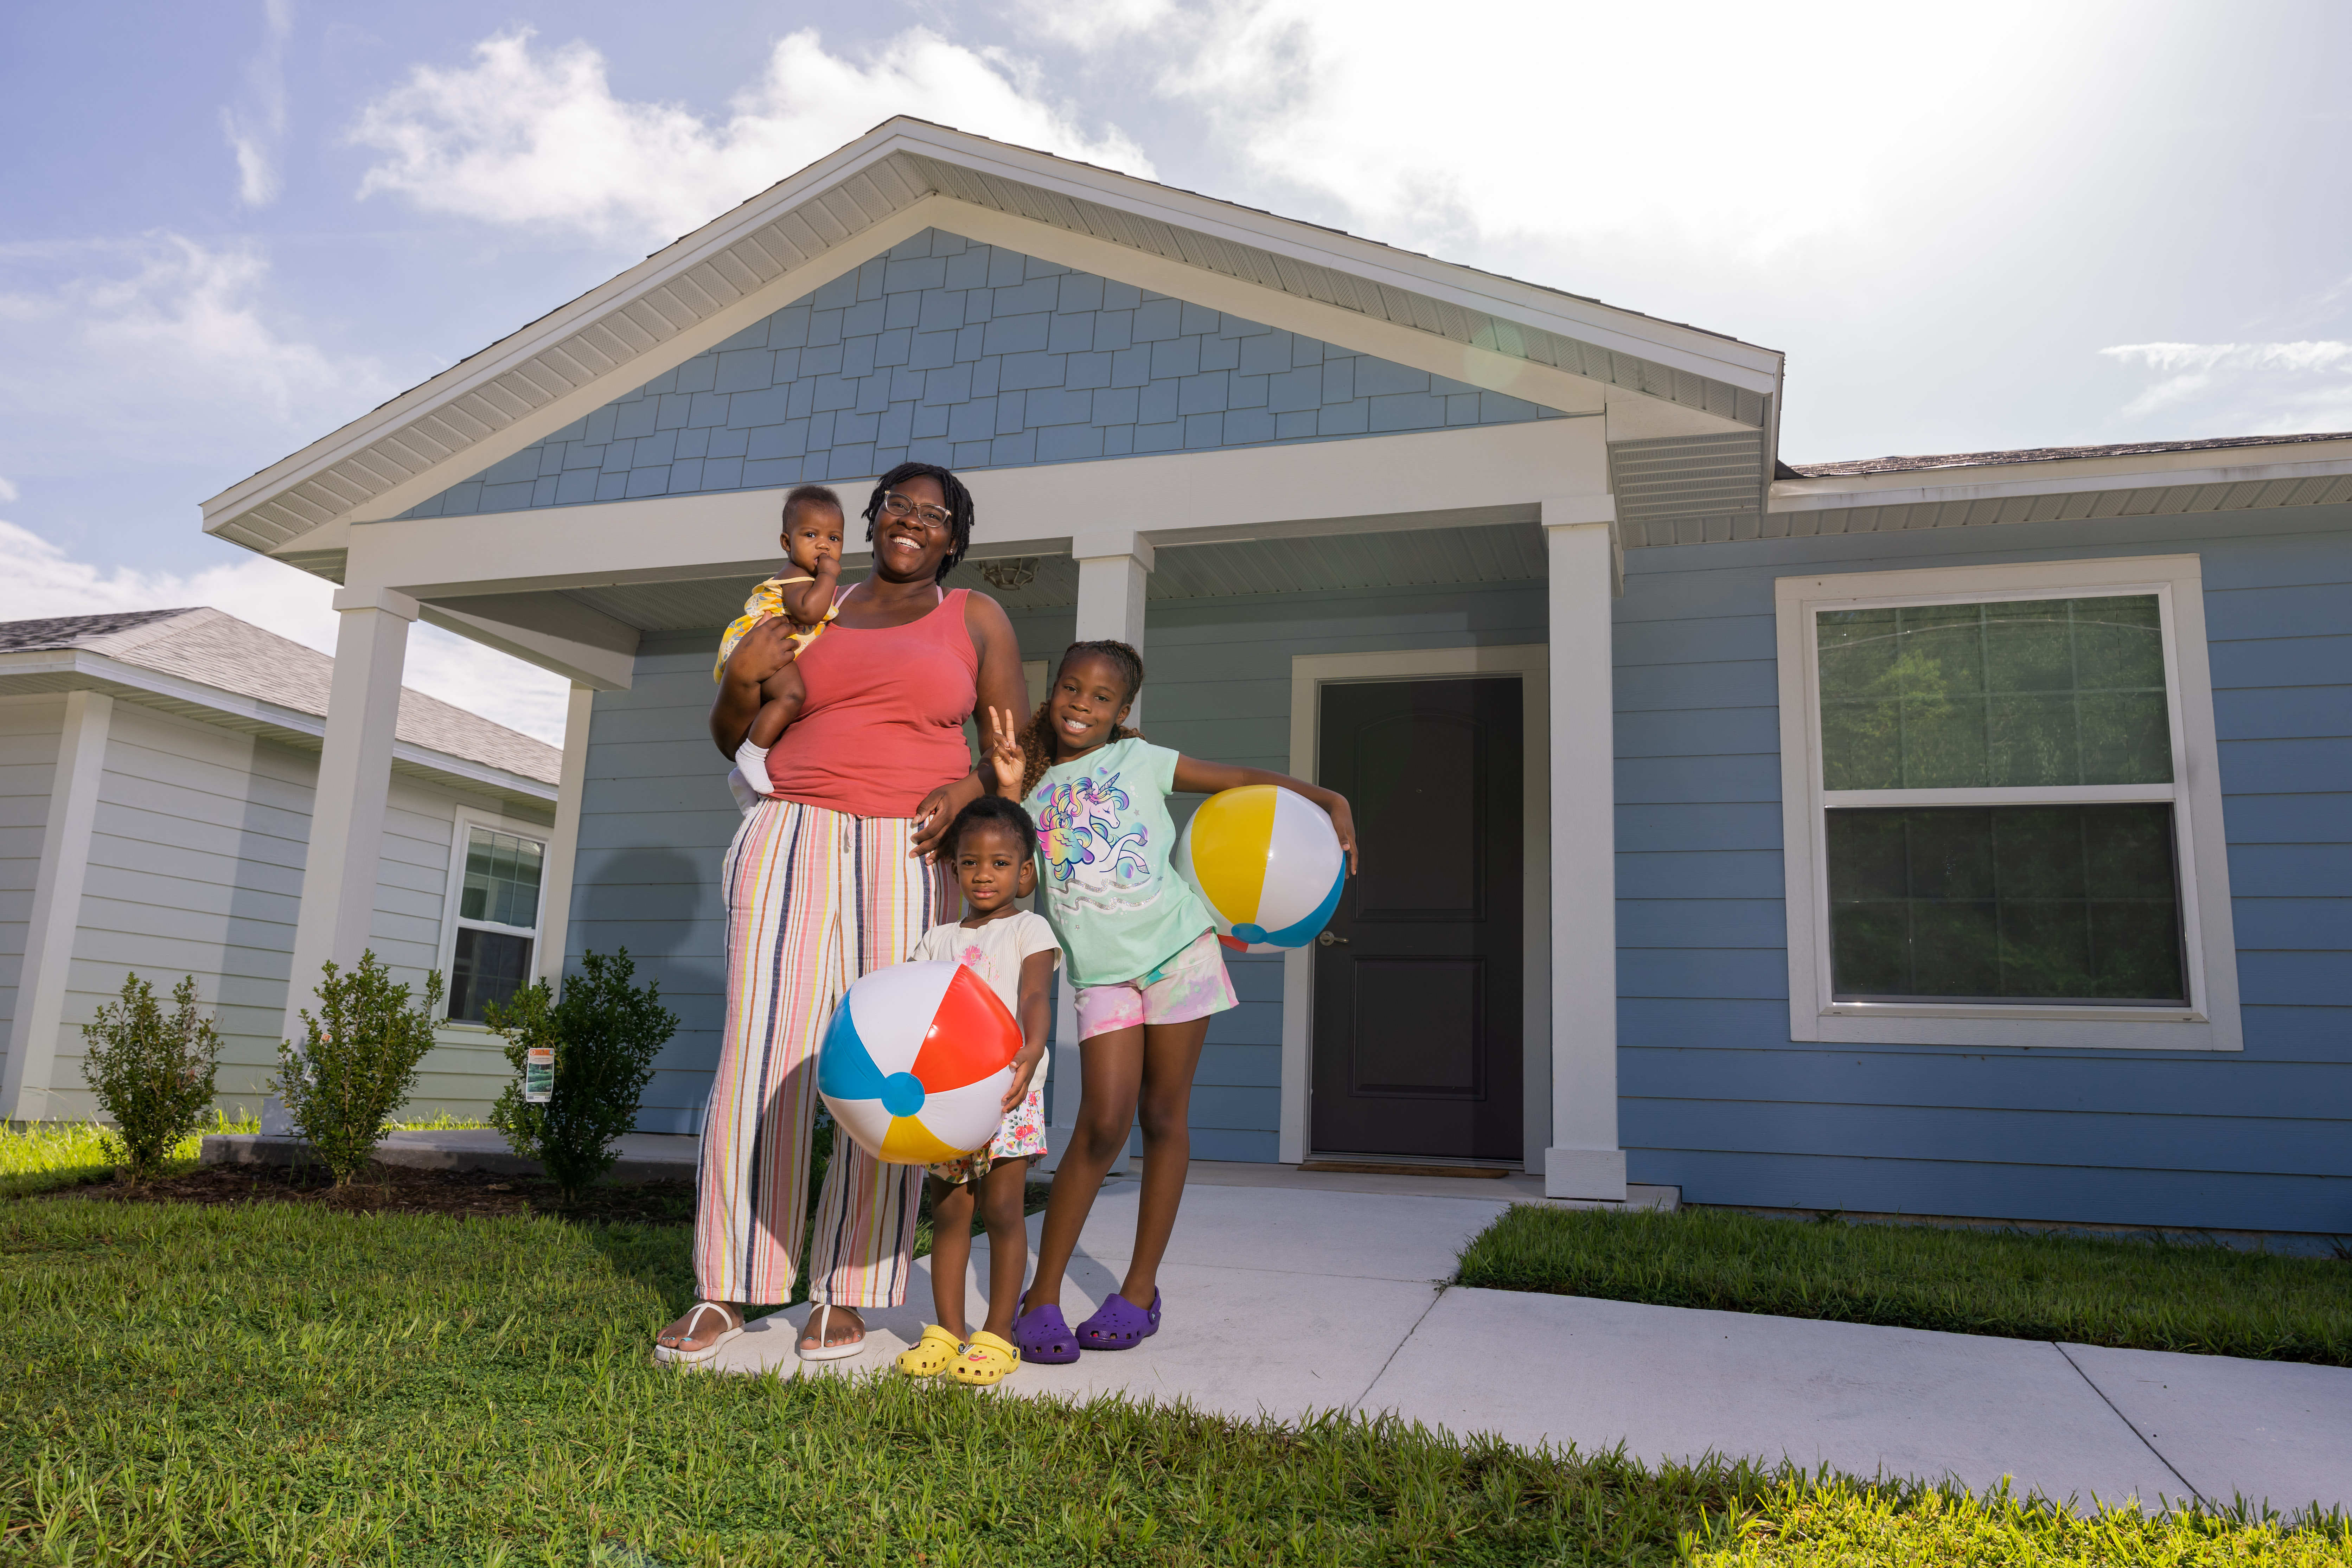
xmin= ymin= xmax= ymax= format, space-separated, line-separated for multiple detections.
xmin=434 ymin=808 xmax=551 ymax=1030
xmin=1775 ymin=554 xmax=2241 ymax=1051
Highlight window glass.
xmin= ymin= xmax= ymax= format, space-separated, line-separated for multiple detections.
xmin=1817 ymin=596 xmax=2171 ymax=789
xmin=459 ymin=829 xmax=544 ymax=929
xmin=448 ymin=927 xmax=533 ymax=1023
xmin=1825 ymin=804 xmax=2186 ymax=1003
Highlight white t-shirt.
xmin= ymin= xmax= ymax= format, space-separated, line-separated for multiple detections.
xmin=909 ymin=909 xmax=1060 ymax=1022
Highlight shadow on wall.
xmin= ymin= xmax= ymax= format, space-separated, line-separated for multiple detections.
xmin=570 ymin=844 xmax=725 ymax=1135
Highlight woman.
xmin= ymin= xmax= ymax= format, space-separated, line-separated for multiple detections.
xmin=656 ymin=461 xmax=1028 ymax=1364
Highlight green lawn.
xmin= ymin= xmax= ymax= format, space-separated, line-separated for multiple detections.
xmin=1457 ymin=1203 xmax=2352 ymax=1365
xmin=3 ymin=1197 xmax=2347 ymax=1564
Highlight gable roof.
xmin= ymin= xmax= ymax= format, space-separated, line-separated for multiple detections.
xmin=0 ymin=607 xmax=560 ymax=790
xmin=201 ymin=118 xmax=1783 ymax=564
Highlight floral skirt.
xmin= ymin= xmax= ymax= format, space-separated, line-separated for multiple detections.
xmin=926 ymin=1082 xmax=1047 ymax=1186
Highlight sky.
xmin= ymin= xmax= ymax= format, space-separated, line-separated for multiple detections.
xmin=3 ymin=0 xmax=2349 ymax=744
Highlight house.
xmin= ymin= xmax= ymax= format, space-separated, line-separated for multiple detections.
xmin=0 ymin=607 xmax=560 ymax=1123
xmin=197 ymin=120 xmax=2350 ymax=1234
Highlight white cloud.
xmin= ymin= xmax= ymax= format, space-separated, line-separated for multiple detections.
xmin=221 ymin=0 xmax=297 ymax=206
xmin=0 ymin=477 xmax=17 ymax=504
xmin=0 ymin=519 xmax=570 ymax=745
xmin=350 ymin=26 xmax=1156 ymax=245
xmin=2100 ymin=341 xmax=2352 ymax=430
xmin=0 ymin=232 xmax=394 ymax=478
xmin=1021 ymin=0 xmax=2140 ymax=263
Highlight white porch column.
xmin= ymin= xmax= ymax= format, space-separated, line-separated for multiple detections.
xmin=1039 ymin=535 xmax=1154 ymax=1173
xmin=2 ymin=690 xmax=112 ymax=1123
xmin=1072 ymin=538 xmax=1155 ymax=727
xmin=532 ymin=683 xmax=597 ymax=986
xmin=1542 ymin=496 xmax=1626 ymax=1200
xmin=280 ymin=587 xmax=418 ymax=1041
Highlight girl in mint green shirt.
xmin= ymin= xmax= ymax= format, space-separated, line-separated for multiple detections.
xmin=981 ymin=639 xmax=1358 ymax=1360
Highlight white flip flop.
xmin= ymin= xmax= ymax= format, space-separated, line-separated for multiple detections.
xmin=797 ymin=1302 xmax=866 ymax=1362
xmin=652 ymin=1301 xmax=744 ymax=1367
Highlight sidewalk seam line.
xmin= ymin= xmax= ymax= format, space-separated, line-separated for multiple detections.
xmin=2053 ymin=1340 xmax=2203 ymax=1510
xmin=1346 ymin=1282 xmax=1447 ymax=1417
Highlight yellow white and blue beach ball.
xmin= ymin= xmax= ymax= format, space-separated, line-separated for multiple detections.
xmin=818 ymin=961 xmax=1022 ymax=1163
xmin=1174 ymin=785 xmax=1347 ymax=955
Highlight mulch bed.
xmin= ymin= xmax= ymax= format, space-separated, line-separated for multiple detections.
xmin=39 ymin=1162 xmax=696 ymax=1226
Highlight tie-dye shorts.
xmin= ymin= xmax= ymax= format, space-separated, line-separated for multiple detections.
xmin=1073 ymin=929 xmax=1237 ymax=1039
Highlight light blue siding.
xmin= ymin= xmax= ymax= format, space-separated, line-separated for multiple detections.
xmin=575 ymin=578 xmax=1546 ymax=1154
xmin=402 ymin=229 xmax=1567 ymax=521
xmin=1619 ymin=502 xmax=2352 ymax=1233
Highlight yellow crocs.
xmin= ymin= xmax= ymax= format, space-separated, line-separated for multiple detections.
xmin=949 ymin=1330 xmax=1020 ymax=1386
xmin=895 ymin=1324 xmax=963 ymax=1377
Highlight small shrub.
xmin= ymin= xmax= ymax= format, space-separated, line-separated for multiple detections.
xmin=271 ymin=952 xmax=445 ymax=1186
xmin=486 ymin=948 xmax=676 ymax=1201
xmin=76 ymin=974 xmax=222 ymax=1180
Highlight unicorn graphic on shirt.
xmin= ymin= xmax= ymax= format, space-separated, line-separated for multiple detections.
xmin=1035 ymin=772 xmax=1152 ymax=902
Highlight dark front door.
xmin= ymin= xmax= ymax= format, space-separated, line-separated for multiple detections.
xmin=1311 ymin=677 xmax=1524 ymax=1162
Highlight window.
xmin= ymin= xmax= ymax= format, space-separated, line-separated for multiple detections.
xmin=1775 ymin=556 xmax=2241 ymax=1050
xmin=444 ymin=824 xmax=545 ymax=1024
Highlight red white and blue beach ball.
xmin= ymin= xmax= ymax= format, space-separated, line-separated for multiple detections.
xmin=817 ymin=961 xmax=1023 ymax=1163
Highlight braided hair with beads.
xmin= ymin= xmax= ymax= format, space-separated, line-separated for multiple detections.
xmin=860 ymin=462 xmax=975 ymax=583
xmin=1014 ymin=639 xmax=1146 ymax=797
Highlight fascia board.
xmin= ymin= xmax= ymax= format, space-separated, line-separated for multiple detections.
xmin=0 ymin=649 xmax=554 ymax=801
xmin=344 ymin=416 xmax=1608 ymax=600
xmin=1771 ymin=447 xmax=2352 ymax=513
xmin=888 ymin=122 xmax=1783 ymax=392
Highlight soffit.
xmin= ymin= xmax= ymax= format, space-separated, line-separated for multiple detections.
xmin=203 ymin=122 xmax=1776 ymax=563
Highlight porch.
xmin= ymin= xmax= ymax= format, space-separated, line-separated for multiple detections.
xmin=274 ymin=420 xmax=1632 ymax=1197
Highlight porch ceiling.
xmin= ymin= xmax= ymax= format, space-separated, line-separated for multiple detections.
xmin=547 ymin=519 xmax=1548 ymax=631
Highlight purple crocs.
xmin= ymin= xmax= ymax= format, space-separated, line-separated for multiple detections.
xmin=1075 ymin=1289 xmax=1161 ymax=1350
xmin=1013 ymin=1301 xmax=1080 ymax=1364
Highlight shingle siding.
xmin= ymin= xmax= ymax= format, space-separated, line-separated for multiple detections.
xmin=404 ymin=229 xmax=1571 ymax=521
xmin=1616 ymin=501 xmax=2352 ymax=1233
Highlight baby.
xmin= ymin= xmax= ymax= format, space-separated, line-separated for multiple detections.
xmin=716 ymin=484 xmax=846 ymax=798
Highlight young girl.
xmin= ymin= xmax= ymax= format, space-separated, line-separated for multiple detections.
xmin=717 ymin=484 xmax=846 ymax=804
xmin=982 ymin=640 xmax=1357 ymax=1362
xmin=893 ymin=795 xmax=1059 ymax=1385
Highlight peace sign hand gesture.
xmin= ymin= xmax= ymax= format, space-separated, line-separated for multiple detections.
xmin=984 ymin=706 xmax=1027 ymax=796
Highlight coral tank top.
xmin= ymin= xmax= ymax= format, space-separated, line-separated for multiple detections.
xmin=765 ymin=587 xmax=978 ymax=819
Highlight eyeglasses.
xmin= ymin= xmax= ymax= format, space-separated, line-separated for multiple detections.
xmin=878 ymin=492 xmax=952 ymax=529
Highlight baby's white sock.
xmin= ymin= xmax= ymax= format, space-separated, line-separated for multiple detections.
xmin=734 ymin=737 xmax=773 ymax=795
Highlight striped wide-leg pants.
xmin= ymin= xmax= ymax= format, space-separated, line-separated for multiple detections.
xmin=693 ymin=799 xmax=952 ymax=1307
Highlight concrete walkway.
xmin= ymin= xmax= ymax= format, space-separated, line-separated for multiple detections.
xmin=702 ymin=1175 xmax=2352 ymax=1518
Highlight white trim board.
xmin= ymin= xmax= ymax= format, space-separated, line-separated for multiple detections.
xmin=1773 ymin=554 xmax=2242 ymax=1051
xmin=1283 ymin=644 xmax=1551 ymax=1166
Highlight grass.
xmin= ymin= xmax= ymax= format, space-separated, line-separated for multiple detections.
xmin=0 ymin=1111 xmax=490 ymax=1201
xmin=1 ymin=1198 xmax=2346 ymax=1564
xmin=1456 ymin=1203 xmax=2352 ymax=1365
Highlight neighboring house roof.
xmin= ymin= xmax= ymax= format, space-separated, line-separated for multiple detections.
xmin=1784 ymin=430 xmax=2352 ymax=478
xmin=0 ymin=607 xmax=560 ymax=792
xmin=200 ymin=117 xmax=1785 ymax=566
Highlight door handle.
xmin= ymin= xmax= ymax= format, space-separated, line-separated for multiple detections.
xmin=1317 ymin=930 xmax=1349 ymax=946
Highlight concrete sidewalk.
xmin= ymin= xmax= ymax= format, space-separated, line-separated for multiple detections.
xmin=702 ymin=1178 xmax=2352 ymax=1518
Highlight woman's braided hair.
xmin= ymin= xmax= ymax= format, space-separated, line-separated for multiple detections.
xmin=1015 ymin=640 xmax=1145 ymax=798
xmin=860 ymin=461 xmax=975 ymax=584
